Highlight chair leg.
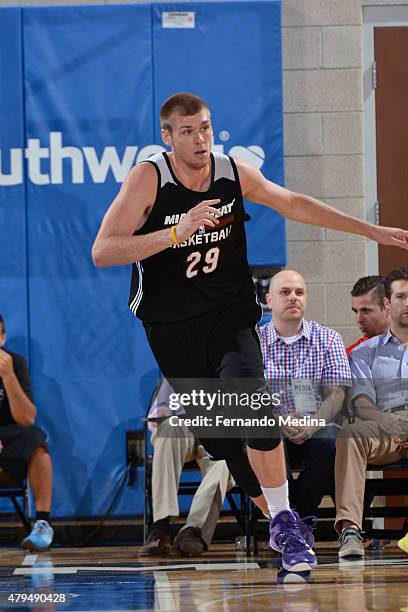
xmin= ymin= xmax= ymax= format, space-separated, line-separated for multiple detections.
xmin=251 ymin=505 xmax=260 ymax=556
xmin=227 ymin=491 xmax=246 ymax=534
xmin=11 ymin=497 xmax=31 ymax=534
xmin=243 ymin=495 xmax=252 ymax=557
xmin=144 ymin=468 xmax=153 ymax=543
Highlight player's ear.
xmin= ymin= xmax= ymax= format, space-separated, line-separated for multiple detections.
xmin=161 ymin=127 xmax=172 ymax=147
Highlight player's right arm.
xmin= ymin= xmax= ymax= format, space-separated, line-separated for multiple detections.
xmin=92 ymin=163 xmax=221 ymax=267
xmin=92 ymin=163 xmax=168 ymax=267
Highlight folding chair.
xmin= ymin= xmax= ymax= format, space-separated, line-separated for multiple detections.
xmin=0 ymin=468 xmax=31 ymax=533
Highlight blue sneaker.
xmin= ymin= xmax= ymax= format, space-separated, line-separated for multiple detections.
xmin=21 ymin=520 xmax=54 ymax=552
xmin=269 ymin=510 xmax=317 ymax=573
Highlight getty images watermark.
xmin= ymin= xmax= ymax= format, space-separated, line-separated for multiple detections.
xmin=160 ymin=383 xmax=327 ymax=436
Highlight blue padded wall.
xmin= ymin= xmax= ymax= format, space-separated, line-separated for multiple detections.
xmin=0 ymin=1 xmax=283 ymax=517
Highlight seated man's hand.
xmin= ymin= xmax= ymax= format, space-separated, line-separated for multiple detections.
xmin=281 ymin=414 xmax=317 ymax=444
xmin=281 ymin=423 xmax=300 ymax=439
xmin=395 ymin=413 xmax=408 ymax=446
xmin=280 ymin=413 xmax=302 ymax=440
xmin=0 ymin=349 xmax=13 ymax=380
xmin=157 ymin=407 xmax=172 ymax=418
xmin=377 ymin=412 xmax=401 ymax=436
xmin=287 ymin=425 xmax=316 ymax=445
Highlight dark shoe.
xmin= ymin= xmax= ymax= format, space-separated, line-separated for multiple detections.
xmin=139 ymin=527 xmax=171 ymax=555
xmin=172 ymin=527 xmax=207 ymax=556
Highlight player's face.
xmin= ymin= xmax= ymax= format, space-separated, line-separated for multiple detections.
xmin=388 ymin=279 xmax=408 ymax=329
xmin=266 ymin=274 xmax=307 ymax=324
xmin=162 ymin=110 xmax=213 ymax=170
xmin=351 ymin=291 xmax=389 ymax=338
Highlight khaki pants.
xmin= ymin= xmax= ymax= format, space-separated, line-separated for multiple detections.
xmin=335 ymin=418 xmax=407 ymax=533
xmin=151 ymin=418 xmax=232 ymax=547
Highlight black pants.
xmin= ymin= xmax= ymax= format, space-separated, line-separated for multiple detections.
xmin=0 ymin=424 xmax=48 ymax=484
xmin=284 ymin=425 xmax=338 ymax=517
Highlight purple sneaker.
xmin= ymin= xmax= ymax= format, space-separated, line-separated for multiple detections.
xmin=269 ymin=510 xmax=317 ymax=572
xmin=299 ymin=514 xmax=318 ymax=548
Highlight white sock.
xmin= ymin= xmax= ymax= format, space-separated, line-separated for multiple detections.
xmin=261 ymin=481 xmax=290 ymax=519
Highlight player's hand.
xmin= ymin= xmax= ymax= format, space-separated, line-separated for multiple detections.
xmin=175 ymin=200 xmax=222 ymax=243
xmin=0 ymin=441 xmax=3 ymax=453
xmin=371 ymin=225 xmax=408 ymax=249
xmin=0 ymin=349 xmax=13 ymax=381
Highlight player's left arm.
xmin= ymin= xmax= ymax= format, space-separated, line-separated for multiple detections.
xmin=235 ymin=158 xmax=408 ymax=248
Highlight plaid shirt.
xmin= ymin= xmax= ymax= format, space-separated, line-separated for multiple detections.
xmin=259 ymin=319 xmax=351 ymax=414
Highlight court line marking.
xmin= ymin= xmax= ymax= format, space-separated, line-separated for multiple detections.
xmin=153 ymin=571 xmax=176 ymax=611
xmin=14 ymin=567 xmax=77 ymax=575
xmin=13 ymin=558 xmax=408 ymax=576
xmin=320 ymin=557 xmax=408 ymax=569
xmin=194 ymin=563 xmax=259 ymax=571
xmin=21 ymin=555 xmax=38 ymax=566
xmin=14 ymin=562 xmax=260 ymax=576
xmin=197 ymin=581 xmax=372 ymax=612
xmin=197 ymin=588 xmax=293 ymax=611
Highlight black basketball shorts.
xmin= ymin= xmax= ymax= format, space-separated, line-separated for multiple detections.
xmin=143 ymin=301 xmax=281 ymax=459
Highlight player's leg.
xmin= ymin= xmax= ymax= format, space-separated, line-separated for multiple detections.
xmin=208 ymin=323 xmax=317 ymax=573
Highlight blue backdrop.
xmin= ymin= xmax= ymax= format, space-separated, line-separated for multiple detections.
xmin=0 ymin=1 xmax=284 ymax=518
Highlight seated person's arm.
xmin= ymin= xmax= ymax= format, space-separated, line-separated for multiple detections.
xmin=353 ymin=394 xmax=401 ymax=435
xmin=290 ymin=330 xmax=350 ymax=441
xmin=314 ymin=385 xmax=346 ymax=424
xmin=0 ymin=349 xmax=36 ymax=426
xmin=314 ymin=329 xmax=350 ymax=425
xmin=287 ymin=385 xmax=345 ymax=444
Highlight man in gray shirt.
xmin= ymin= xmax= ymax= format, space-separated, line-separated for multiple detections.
xmin=335 ymin=268 xmax=408 ymax=558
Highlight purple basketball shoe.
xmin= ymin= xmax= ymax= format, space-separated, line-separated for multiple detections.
xmin=269 ymin=510 xmax=317 ymax=572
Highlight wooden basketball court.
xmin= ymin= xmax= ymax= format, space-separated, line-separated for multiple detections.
xmin=1 ymin=542 xmax=407 ymax=611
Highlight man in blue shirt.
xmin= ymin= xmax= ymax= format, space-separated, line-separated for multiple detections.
xmin=335 ymin=268 xmax=408 ymax=558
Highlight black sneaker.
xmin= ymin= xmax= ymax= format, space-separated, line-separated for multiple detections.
xmin=139 ymin=527 xmax=171 ymax=555
xmin=172 ymin=527 xmax=207 ymax=556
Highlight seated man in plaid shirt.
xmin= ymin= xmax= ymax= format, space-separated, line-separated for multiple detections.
xmin=259 ymin=270 xmax=351 ymax=518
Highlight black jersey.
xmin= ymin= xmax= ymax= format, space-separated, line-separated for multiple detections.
xmin=128 ymin=151 xmax=260 ymax=323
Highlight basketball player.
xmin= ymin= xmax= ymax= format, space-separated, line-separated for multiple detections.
xmin=92 ymin=92 xmax=408 ymax=578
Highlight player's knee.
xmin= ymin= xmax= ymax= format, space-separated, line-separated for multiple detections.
xmin=198 ymin=438 xmax=245 ymax=461
xmin=246 ymin=436 xmax=281 ymax=451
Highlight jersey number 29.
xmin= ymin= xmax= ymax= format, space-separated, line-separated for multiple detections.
xmin=186 ymin=247 xmax=220 ymax=278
